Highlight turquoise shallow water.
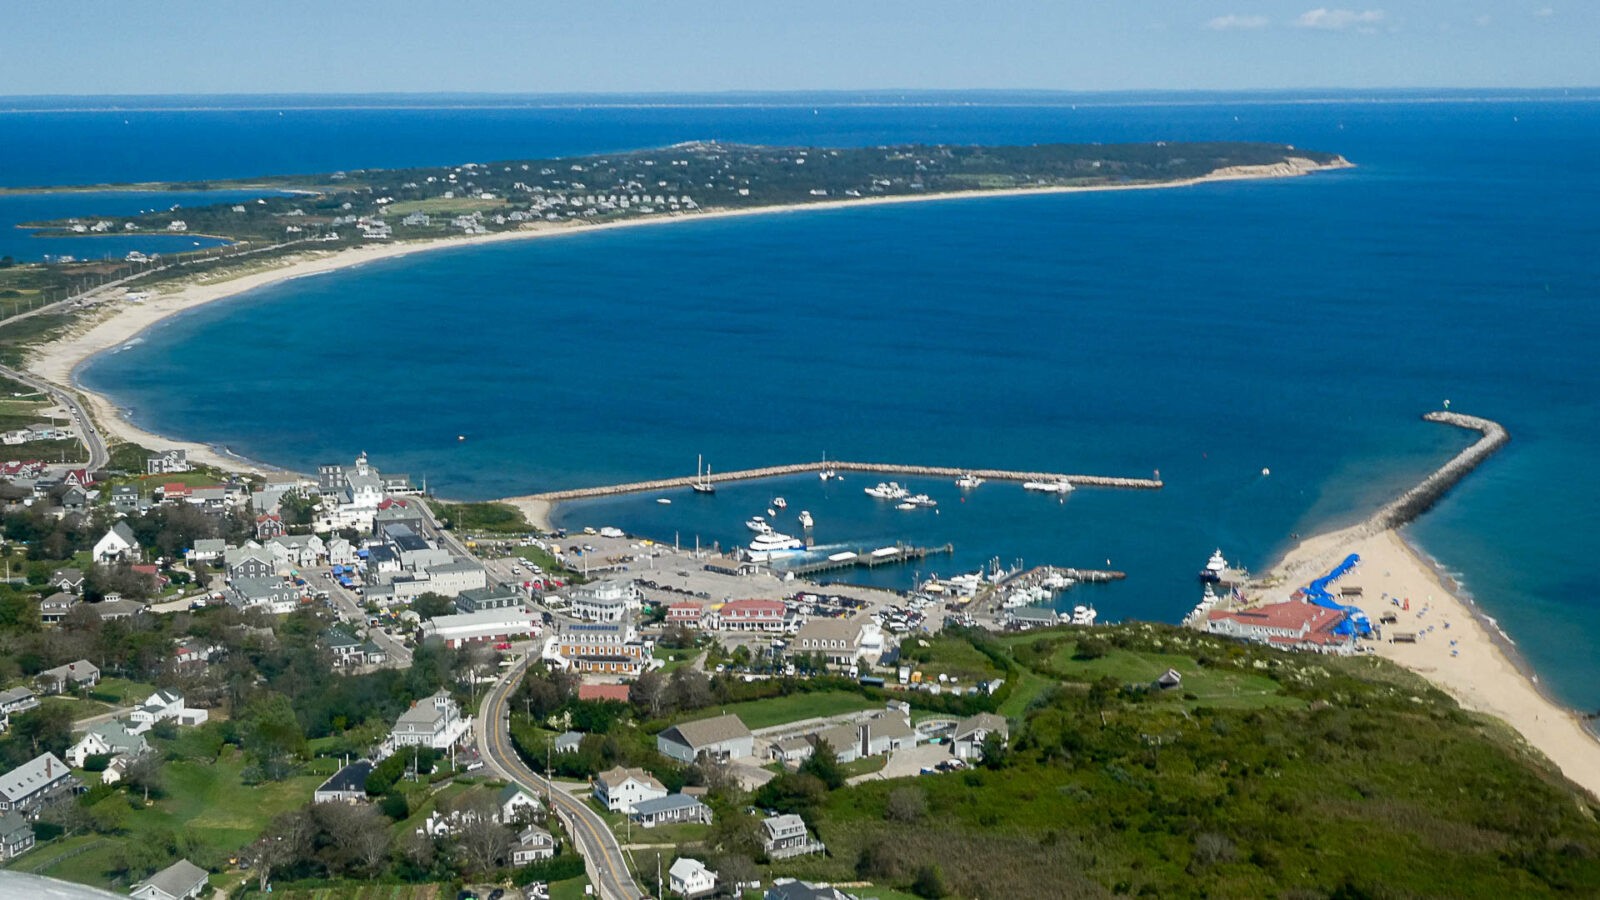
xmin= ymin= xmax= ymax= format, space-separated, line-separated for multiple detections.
xmin=41 ymin=94 xmax=1600 ymax=713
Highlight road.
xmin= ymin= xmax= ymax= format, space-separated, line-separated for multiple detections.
xmin=0 ymin=361 xmax=108 ymax=472
xmin=322 ymin=576 xmax=414 ymax=667
xmin=479 ymin=657 xmax=643 ymax=900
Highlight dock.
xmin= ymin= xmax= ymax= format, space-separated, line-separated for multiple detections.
xmin=777 ymin=543 xmax=954 ymax=576
xmin=1000 ymin=565 xmax=1127 ymax=586
xmin=515 ymin=460 xmax=1163 ymax=503
xmin=1372 ymin=411 xmax=1509 ymax=531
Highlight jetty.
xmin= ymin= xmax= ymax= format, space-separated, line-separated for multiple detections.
xmin=515 ymin=460 xmax=1163 ymax=503
xmin=1372 ymin=411 xmax=1509 ymax=532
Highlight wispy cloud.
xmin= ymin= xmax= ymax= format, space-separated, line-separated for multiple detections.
xmin=1206 ymin=14 xmax=1270 ymax=31
xmin=1296 ymin=8 xmax=1386 ymax=30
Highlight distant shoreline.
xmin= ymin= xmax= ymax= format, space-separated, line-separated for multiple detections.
xmin=34 ymin=157 xmax=1349 ymax=485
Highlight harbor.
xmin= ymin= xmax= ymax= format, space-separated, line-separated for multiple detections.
xmin=776 ymin=542 xmax=955 ymax=576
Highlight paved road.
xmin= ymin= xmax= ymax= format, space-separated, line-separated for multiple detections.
xmin=479 ymin=657 xmax=643 ymax=900
xmin=0 ymin=361 xmax=108 ymax=472
xmin=322 ymin=575 xmax=413 ymax=667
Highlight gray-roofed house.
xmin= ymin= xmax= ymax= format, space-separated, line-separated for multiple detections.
xmin=92 ymin=521 xmax=139 ymax=563
xmin=456 ymin=584 xmax=522 ymax=613
xmin=0 ymin=809 xmax=34 ymax=860
xmin=656 ymin=713 xmax=753 ymax=763
xmin=498 ymin=784 xmax=542 ymax=824
xmin=0 ymin=753 xmax=78 ymax=818
xmin=768 ymin=736 xmax=815 ymax=768
xmin=592 ymin=766 xmax=667 ymax=813
xmin=761 ymin=814 xmax=826 ymax=860
xmin=0 ymin=687 xmax=39 ymax=716
xmin=389 ymin=689 xmax=468 ymax=752
xmin=952 ymin=712 xmax=1009 ymax=761
xmin=50 ymin=568 xmax=85 ymax=594
xmin=313 ymin=760 xmax=374 ymax=804
xmin=629 ymin=792 xmax=712 ymax=828
xmin=510 ymin=825 xmax=556 ymax=865
xmin=225 ymin=546 xmax=275 ymax=580
xmin=812 ymin=713 xmax=916 ymax=763
xmin=764 ymin=880 xmax=856 ymax=900
xmin=228 ymin=576 xmax=299 ymax=615
xmin=186 ymin=538 xmax=226 ymax=566
xmin=89 ymin=599 xmax=145 ymax=621
xmin=669 ymin=857 xmax=717 ymax=898
xmin=66 ymin=721 xmax=148 ymax=767
xmin=60 ymin=485 xmax=88 ymax=512
xmin=130 ymin=857 xmax=208 ymax=900
xmin=372 ymin=502 xmax=424 ymax=539
xmin=36 ymin=660 xmax=98 ymax=695
xmin=793 ymin=617 xmax=868 ymax=667
xmin=38 ymin=592 xmax=79 ymax=625
xmin=112 ymin=484 xmax=142 ymax=514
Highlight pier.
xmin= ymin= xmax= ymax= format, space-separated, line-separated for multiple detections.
xmin=778 ymin=543 xmax=955 ymax=576
xmin=514 ymin=460 xmax=1163 ymax=503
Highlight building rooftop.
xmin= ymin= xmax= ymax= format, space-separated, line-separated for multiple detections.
xmin=661 ymin=713 xmax=752 ymax=750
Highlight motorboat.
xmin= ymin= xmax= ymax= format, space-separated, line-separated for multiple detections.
xmin=1198 ymin=549 xmax=1228 ymax=583
xmin=895 ymin=501 xmax=917 ymax=510
xmin=955 ymin=472 xmax=984 ymax=489
xmin=773 ymin=497 xmax=788 ymax=509
xmin=865 ymin=481 xmax=910 ymax=500
xmin=798 ymin=510 xmax=814 ymax=529
xmin=905 ymin=493 xmax=937 ymax=508
xmin=745 ymin=516 xmax=773 ymax=534
xmin=656 ymin=498 xmax=671 ymax=505
xmin=1070 ymin=605 xmax=1098 ymax=626
xmin=747 ymin=532 xmax=806 ymax=561
xmin=1022 ymin=479 xmax=1074 ymax=494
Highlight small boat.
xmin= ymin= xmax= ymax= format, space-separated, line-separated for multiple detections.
xmin=656 ymin=498 xmax=672 ymax=505
xmin=1022 ymin=479 xmax=1074 ymax=494
xmin=767 ymin=507 xmax=777 ymax=517
xmin=895 ymin=501 xmax=917 ymax=511
xmin=906 ymin=493 xmax=937 ymax=508
xmin=773 ymin=497 xmax=788 ymax=510
xmin=692 ymin=455 xmax=716 ymax=494
xmin=864 ymin=481 xmax=910 ymax=500
xmin=745 ymin=516 xmax=773 ymax=534
xmin=1198 ymin=548 xmax=1228 ymax=583
xmin=798 ymin=510 xmax=814 ymax=529
xmin=955 ymin=472 xmax=984 ymax=489
xmin=818 ymin=452 xmax=841 ymax=481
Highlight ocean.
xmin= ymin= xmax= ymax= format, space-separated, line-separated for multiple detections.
xmin=8 ymin=92 xmax=1595 ymax=712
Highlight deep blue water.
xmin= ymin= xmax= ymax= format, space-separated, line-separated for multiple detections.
xmin=28 ymin=93 xmax=1599 ymax=711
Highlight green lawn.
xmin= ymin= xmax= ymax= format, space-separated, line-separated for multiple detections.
xmin=384 ymin=196 xmax=509 ymax=216
xmin=897 ymin=633 xmax=1005 ymax=684
xmin=840 ymin=755 xmax=888 ymax=779
xmin=268 ymin=883 xmax=447 ymax=899
xmin=549 ymin=875 xmax=591 ymax=900
xmin=996 ymin=668 xmax=1052 ymax=718
xmin=88 ymin=677 xmax=158 ymax=707
xmin=690 ymin=691 xmax=880 ymax=731
xmin=1046 ymin=643 xmax=1301 ymax=710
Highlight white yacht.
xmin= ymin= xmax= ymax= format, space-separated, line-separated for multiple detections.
xmin=773 ymin=497 xmax=788 ymax=510
xmin=1199 ymin=549 xmax=1228 ymax=583
xmin=745 ymin=516 xmax=773 ymax=534
xmin=955 ymin=472 xmax=984 ymax=489
xmin=1070 ymin=605 xmax=1098 ymax=626
xmin=906 ymin=493 xmax=937 ymax=508
xmin=747 ymin=532 xmax=806 ymax=561
xmin=798 ymin=510 xmax=814 ymax=529
xmin=895 ymin=501 xmax=917 ymax=510
xmin=1022 ymin=479 xmax=1074 ymax=494
xmin=864 ymin=481 xmax=910 ymax=500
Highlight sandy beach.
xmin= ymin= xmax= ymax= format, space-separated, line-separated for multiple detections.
xmin=21 ymin=155 xmax=1348 ymax=483
xmin=1261 ymin=524 xmax=1600 ymax=799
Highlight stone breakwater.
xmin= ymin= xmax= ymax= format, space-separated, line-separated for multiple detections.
xmin=514 ymin=461 xmax=1163 ymax=503
xmin=1367 ymin=411 xmax=1510 ymax=535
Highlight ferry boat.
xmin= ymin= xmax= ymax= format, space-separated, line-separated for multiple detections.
xmin=745 ymin=516 xmax=773 ymax=534
xmin=1022 ymin=479 xmax=1074 ymax=494
xmin=864 ymin=481 xmax=910 ymax=500
xmin=798 ymin=510 xmax=814 ymax=529
xmin=747 ymin=532 xmax=806 ymax=561
xmin=1198 ymin=548 xmax=1228 ymax=583
xmin=955 ymin=472 xmax=984 ymax=489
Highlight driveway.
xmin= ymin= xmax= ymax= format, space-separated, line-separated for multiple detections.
xmin=847 ymin=742 xmax=953 ymax=785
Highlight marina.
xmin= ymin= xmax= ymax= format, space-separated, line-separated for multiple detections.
xmin=776 ymin=542 xmax=956 ymax=576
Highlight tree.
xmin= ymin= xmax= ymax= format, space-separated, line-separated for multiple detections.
xmin=912 ymin=863 xmax=947 ymax=899
xmin=979 ymin=731 xmax=1011 ymax=770
xmin=410 ymin=592 xmax=456 ymax=620
xmin=6 ymin=703 xmax=74 ymax=764
xmin=250 ymin=808 xmax=315 ymax=892
xmin=122 ymin=754 xmax=166 ymax=803
xmin=456 ymin=817 xmax=513 ymax=877
xmin=666 ymin=667 xmax=711 ymax=712
xmin=630 ymin=668 xmax=667 ymax=719
xmin=239 ymin=693 xmax=307 ymax=780
xmin=318 ymin=801 xmax=391 ymax=875
xmin=799 ymin=741 xmax=845 ymax=790
xmin=885 ymin=786 xmax=927 ymax=823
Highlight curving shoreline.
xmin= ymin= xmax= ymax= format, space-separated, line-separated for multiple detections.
xmin=32 ymin=157 xmax=1350 ymax=480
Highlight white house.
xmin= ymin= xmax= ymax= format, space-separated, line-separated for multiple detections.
xmin=127 ymin=689 xmax=192 ymax=732
xmin=511 ymin=826 xmax=556 ymax=865
xmin=793 ymin=616 xmax=872 ymax=667
xmin=93 ymin=522 xmax=140 ymax=563
xmin=130 ymin=858 xmax=208 ymax=900
xmin=387 ymin=689 xmax=470 ymax=753
xmin=568 ymin=579 xmax=642 ymax=622
xmin=66 ymin=721 xmax=148 ymax=767
xmin=669 ymin=857 xmax=718 ymax=898
xmin=655 ymin=713 xmax=754 ymax=763
xmin=0 ymin=810 xmax=35 ymax=860
xmin=499 ymin=784 xmax=542 ymax=824
xmin=592 ymin=765 xmax=667 ymax=814
xmin=951 ymin=713 xmax=1009 ymax=761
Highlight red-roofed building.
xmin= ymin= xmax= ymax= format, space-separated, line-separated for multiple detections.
xmin=1206 ymin=599 xmax=1355 ymax=655
xmin=63 ymin=469 xmax=94 ymax=487
xmin=255 ymin=513 xmax=286 ymax=540
xmin=161 ymin=483 xmax=192 ymax=501
xmin=714 ymin=599 xmax=788 ymax=633
xmin=131 ymin=564 xmax=169 ymax=587
xmin=578 ymin=683 xmax=633 ymax=704
xmin=377 ymin=498 xmax=409 ymax=510
xmin=666 ymin=603 xmax=705 ymax=627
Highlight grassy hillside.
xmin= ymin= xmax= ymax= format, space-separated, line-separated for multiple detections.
xmin=771 ymin=624 xmax=1600 ymax=899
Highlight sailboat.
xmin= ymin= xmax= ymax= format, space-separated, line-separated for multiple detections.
xmin=692 ymin=455 xmax=716 ymax=494
xmin=818 ymin=451 xmax=840 ymax=481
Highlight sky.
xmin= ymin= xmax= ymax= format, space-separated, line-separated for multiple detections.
xmin=2 ymin=1 xmax=1595 ymax=95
